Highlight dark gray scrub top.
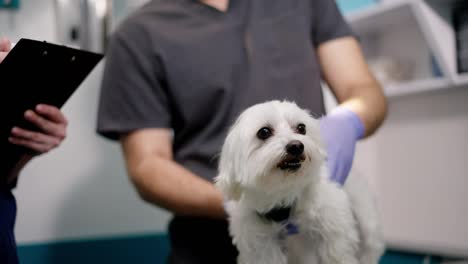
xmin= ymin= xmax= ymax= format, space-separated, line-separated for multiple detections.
xmin=97 ymin=0 xmax=354 ymax=182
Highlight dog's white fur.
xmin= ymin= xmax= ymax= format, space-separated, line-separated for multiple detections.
xmin=215 ymin=100 xmax=385 ymax=264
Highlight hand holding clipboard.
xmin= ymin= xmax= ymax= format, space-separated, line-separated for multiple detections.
xmin=0 ymin=38 xmax=103 ymax=185
xmin=0 ymin=37 xmax=11 ymax=62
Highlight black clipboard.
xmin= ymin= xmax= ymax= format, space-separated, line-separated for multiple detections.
xmin=0 ymin=38 xmax=103 ymax=185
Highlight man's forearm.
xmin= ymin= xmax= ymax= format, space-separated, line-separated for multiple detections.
xmin=129 ymin=154 xmax=226 ymax=219
xmin=337 ymin=81 xmax=387 ymax=137
xmin=317 ymin=37 xmax=388 ymax=137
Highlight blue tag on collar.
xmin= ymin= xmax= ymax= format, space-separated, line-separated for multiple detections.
xmin=286 ymin=222 xmax=299 ymax=235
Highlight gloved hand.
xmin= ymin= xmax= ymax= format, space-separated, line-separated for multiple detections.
xmin=319 ymin=106 xmax=365 ymax=185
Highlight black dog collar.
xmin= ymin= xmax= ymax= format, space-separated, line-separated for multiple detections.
xmin=258 ymin=206 xmax=292 ymax=223
xmin=257 ymin=203 xmax=300 ymax=236
xmin=257 ymin=202 xmax=296 ymax=223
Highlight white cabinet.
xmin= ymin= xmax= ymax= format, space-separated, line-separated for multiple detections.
xmin=345 ymin=0 xmax=468 ymax=97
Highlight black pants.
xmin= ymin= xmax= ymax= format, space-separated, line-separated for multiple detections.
xmin=0 ymin=189 xmax=19 ymax=264
xmin=167 ymin=216 xmax=238 ymax=264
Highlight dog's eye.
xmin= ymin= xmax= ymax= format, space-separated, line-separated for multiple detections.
xmin=297 ymin=123 xmax=306 ymax=135
xmin=257 ymin=127 xmax=273 ymax=140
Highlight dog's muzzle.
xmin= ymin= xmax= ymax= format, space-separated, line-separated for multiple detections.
xmin=278 ymin=140 xmax=306 ymax=171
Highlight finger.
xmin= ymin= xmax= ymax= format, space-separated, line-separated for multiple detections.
xmin=23 ymin=110 xmax=67 ymax=139
xmin=35 ymin=104 xmax=68 ymax=124
xmin=0 ymin=37 xmax=11 ymax=52
xmin=11 ymin=126 xmax=61 ymax=146
xmin=8 ymin=136 xmax=52 ymax=154
xmin=0 ymin=52 xmax=7 ymax=63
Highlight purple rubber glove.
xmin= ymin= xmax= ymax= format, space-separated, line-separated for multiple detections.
xmin=319 ymin=106 xmax=365 ymax=185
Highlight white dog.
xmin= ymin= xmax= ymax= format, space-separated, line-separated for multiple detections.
xmin=215 ymin=100 xmax=384 ymax=264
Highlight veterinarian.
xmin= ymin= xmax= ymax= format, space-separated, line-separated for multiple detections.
xmin=97 ymin=0 xmax=388 ymax=263
xmin=0 ymin=37 xmax=69 ymax=264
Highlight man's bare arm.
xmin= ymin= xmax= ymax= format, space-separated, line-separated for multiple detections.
xmin=317 ymin=37 xmax=388 ymax=137
xmin=121 ymin=128 xmax=226 ymax=219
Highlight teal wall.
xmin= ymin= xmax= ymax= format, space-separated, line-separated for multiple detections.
xmin=336 ymin=0 xmax=378 ymax=13
xmin=0 ymin=0 xmax=20 ymax=9
xmin=18 ymin=233 xmax=444 ymax=264
xmin=18 ymin=234 xmax=170 ymax=264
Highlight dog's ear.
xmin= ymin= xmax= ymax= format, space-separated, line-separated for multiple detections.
xmin=214 ymin=173 xmax=242 ymax=201
xmin=215 ymin=121 xmax=245 ymax=201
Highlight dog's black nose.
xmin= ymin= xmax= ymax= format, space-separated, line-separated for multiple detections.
xmin=286 ymin=140 xmax=304 ymax=156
